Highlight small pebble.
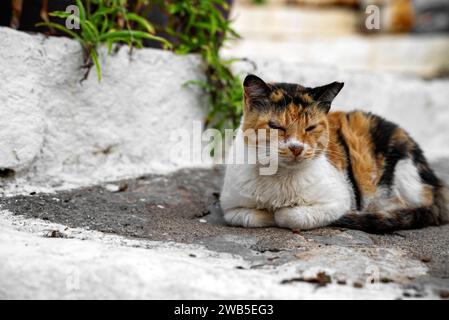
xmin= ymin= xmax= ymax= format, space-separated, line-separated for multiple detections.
xmin=199 ymin=219 xmax=207 ymax=223
xmin=157 ymin=205 xmax=165 ymax=209
xmin=380 ymin=277 xmax=394 ymax=283
xmin=44 ymin=230 xmax=66 ymax=238
xmin=104 ymin=184 xmax=120 ymax=192
xmin=403 ymin=291 xmax=412 ymax=297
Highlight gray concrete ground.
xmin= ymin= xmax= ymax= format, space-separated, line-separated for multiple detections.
xmin=1 ymin=161 xmax=448 ymax=299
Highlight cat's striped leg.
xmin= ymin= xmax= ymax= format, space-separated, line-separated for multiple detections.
xmin=223 ymin=208 xmax=276 ymax=228
xmin=275 ymin=203 xmax=347 ymax=230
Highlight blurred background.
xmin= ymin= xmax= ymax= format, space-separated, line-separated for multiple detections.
xmin=223 ymin=0 xmax=449 ymax=78
xmin=2 ymin=0 xmax=448 ymax=79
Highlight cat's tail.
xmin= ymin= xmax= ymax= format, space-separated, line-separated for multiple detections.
xmin=331 ymin=186 xmax=449 ymax=234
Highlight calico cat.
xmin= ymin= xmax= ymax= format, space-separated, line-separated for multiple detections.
xmin=220 ymin=74 xmax=449 ymax=234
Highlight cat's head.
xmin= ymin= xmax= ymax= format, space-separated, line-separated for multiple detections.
xmin=242 ymin=74 xmax=343 ymax=166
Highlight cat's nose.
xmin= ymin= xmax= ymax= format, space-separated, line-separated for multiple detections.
xmin=289 ymin=145 xmax=304 ymax=156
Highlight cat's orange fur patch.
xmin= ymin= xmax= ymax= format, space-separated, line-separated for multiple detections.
xmin=340 ymin=111 xmax=378 ymax=196
xmin=326 ymin=112 xmax=347 ymax=171
xmin=422 ymin=185 xmax=435 ymax=207
xmin=300 ymin=93 xmax=314 ymax=105
xmin=270 ymin=90 xmax=285 ymax=103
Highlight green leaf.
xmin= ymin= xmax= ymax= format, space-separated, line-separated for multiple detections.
xmin=184 ymin=80 xmax=209 ymax=90
xmin=76 ymin=0 xmax=86 ymax=22
xmin=90 ymin=48 xmax=102 ymax=81
xmin=124 ymin=13 xmax=155 ymax=34
xmin=101 ymin=15 xmax=109 ymax=34
xmin=49 ymin=11 xmax=72 ymax=18
xmin=99 ymin=30 xmax=171 ymax=48
xmin=107 ymin=39 xmax=114 ymax=54
xmin=83 ymin=20 xmax=100 ymax=40
xmin=90 ymin=7 xmax=116 ymax=21
xmin=36 ymin=22 xmax=81 ymax=41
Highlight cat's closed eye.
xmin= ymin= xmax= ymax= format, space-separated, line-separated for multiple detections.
xmin=268 ymin=121 xmax=286 ymax=132
xmin=305 ymin=125 xmax=317 ymax=132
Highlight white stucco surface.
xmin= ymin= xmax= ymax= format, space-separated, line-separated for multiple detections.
xmin=0 ymin=27 xmax=207 ymax=194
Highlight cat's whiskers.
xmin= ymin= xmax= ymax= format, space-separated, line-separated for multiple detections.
xmin=315 ymin=148 xmax=346 ymax=158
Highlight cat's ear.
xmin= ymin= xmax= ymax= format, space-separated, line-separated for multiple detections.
xmin=309 ymin=81 xmax=344 ymax=113
xmin=243 ymin=74 xmax=270 ymax=111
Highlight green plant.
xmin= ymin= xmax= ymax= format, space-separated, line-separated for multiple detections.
xmin=38 ymin=0 xmax=170 ymax=81
xmin=161 ymin=0 xmax=243 ymax=130
xmin=39 ymin=0 xmax=243 ymax=130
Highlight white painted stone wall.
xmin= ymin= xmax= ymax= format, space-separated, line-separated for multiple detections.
xmin=0 ymin=27 xmax=207 ymax=194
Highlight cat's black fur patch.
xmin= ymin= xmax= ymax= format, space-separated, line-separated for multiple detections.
xmin=368 ymin=113 xmax=408 ymax=189
xmin=244 ymin=75 xmax=343 ymax=113
xmin=337 ymin=129 xmax=362 ymax=210
xmin=269 ymin=83 xmax=308 ymax=110
xmin=368 ymin=113 xmax=398 ymax=155
xmin=410 ymin=144 xmax=441 ymax=187
xmin=332 ymin=207 xmax=438 ymax=234
xmin=378 ymin=142 xmax=409 ymax=188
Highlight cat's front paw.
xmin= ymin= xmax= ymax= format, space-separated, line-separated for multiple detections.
xmin=224 ymin=208 xmax=276 ymax=228
xmin=275 ymin=207 xmax=311 ymax=230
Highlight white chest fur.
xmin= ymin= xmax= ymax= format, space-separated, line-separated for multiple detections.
xmin=221 ymin=155 xmax=352 ymax=212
